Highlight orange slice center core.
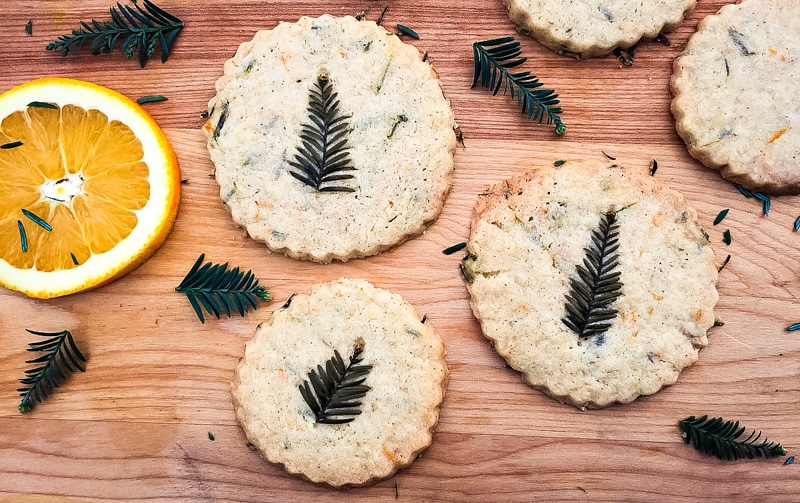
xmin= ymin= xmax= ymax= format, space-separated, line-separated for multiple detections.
xmin=41 ymin=173 xmax=85 ymax=204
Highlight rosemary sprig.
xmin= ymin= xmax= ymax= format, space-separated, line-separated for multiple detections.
xmin=175 ymin=254 xmax=271 ymax=323
xmin=288 ymin=73 xmax=356 ymax=192
xmin=680 ymin=415 xmax=787 ymax=461
xmin=45 ymin=0 xmax=184 ymax=68
xmin=472 ymin=37 xmax=565 ymax=135
xmin=17 ymin=329 xmax=86 ymax=413
xmin=562 ymin=211 xmax=623 ymax=338
xmin=299 ymin=338 xmax=373 ymax=424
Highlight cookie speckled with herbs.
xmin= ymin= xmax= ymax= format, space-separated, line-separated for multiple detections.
xmin=671 ymin=0 xmax=800 ymax=194
xmin=503 ymin=0 xmax=695 ymax=58
xmin=232 ymin=278 xmax=448 ymax=486
xmin=204 ymin=15 xmax=456 ymax=262
xmin=462 ymin=160 xmax=719 ymax=408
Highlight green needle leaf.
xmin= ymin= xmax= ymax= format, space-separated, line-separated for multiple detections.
xmin=713 ymin=209 xmax=729 ymax=225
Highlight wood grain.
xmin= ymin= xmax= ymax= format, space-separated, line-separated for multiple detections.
xmin=1 ymin=1 xmax=800 ymax=501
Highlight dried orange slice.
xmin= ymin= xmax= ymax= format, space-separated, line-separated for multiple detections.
xmin=0 ymin=77 xmax=180 ymax=298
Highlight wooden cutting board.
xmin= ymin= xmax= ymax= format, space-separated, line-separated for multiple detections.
xmin=1 ymin=1 xmax=799 ymax=500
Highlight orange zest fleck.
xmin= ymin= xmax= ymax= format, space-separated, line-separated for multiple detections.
xmin=767 ymin=126 xmax=789 ymax=144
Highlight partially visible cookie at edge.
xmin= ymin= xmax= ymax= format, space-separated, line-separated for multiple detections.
xmin=232 ymin=278 xmax=448 ymax=487
xmin=204 ymin=15 xmax=456 ymax=262
xmin=671 ymin=0 xmax=800 ymax=194
xmin=462 ymin=160 xmax=719 ymax=409
xmin=502 ymin=0 xmax=695 ymax=58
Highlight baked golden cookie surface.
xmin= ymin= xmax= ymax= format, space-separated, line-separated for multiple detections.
xmin=206 ymin=15 xmax=456 ymax=261
xmin=462 ymin=160 xmax=719 ymax=408
xmin=232 ymin=278 xmax=448 ymax=486
xmin=503 ymin=0 xmax=695 ymax=58
xmin=671 ymin=0 xmax=800 ymax=194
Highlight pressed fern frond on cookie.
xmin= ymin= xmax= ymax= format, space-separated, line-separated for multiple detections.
xmin=288 ymin=73 xmax=357 ymax=193
xmin=46 ymin=0 xmax=183 ymax=67
xmin=299 ymin=338 xmax=372 ymax=424
xmin=562 ymin=211 xmax=623 ymax=338
xmin=17 ymin=329 xmax=86 ymax=413
xmin=472 ymin=37 xmax=565 ymax=134
xmin=175 ymin=254 xmax=271 ymax=323
xmin=680 ymin=415 xmax=787 ymax=461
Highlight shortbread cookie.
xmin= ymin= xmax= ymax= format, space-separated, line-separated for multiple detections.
xmin=205 ymin=15 xmax=456 ymax=262
xmin=232 ymin=278 xmax=448 ymax=486
xmin=502 ymin=0 xmax=695 ymax=58
xmin=671 ymin=0 xmax=800 ymax=194
xmin=462 ymin=160 xmax=719 ymax=408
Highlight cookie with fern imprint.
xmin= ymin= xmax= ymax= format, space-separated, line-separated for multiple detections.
xmin=205 ymin=15 xmax=456 ymax=262
xmin=671 ymin=0 xmax=800 ymax=194
xmin=232 ymin=278 xmax=448 ymax=486
xmin=462 ymin=159 xmax=719 ymax=408
xmin=503 ymin=0 xmax=695 ymax=58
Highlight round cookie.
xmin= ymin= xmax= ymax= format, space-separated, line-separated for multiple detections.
xmin=461 ymin=160 xmax=719 ymax=409
xmin=232 ymin=278 xmax=448 ymax=486
xmin=502 ymin=0 xmax=695 ymax=58
xmin=671 ymin=0 xmax=800 ymax=194
xmin=205 ymin=15 xmax=456 ymax=262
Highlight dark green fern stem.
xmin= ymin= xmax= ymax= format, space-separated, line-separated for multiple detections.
xmin=17 ymin=329 xmax=86 ymax=413
xmin=472 ymin=37 xmax=565 ymax=135
xmin=175 ymin=254 xmax=271 ymax=324
xmin=299 ymin=338 xmax=372 ymax=425
xmin=562 ymin=211 xmax=623 ymax=338
xmin=288 ymin=72 xmax=356 ymax=193
xmin=45 ymin=0 xmax=184 ymax=67
xmin=680 ymin=415 xmax=787 ymax=461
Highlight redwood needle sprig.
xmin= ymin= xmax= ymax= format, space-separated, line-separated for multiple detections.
xmin=299 ymin=338 xmax=373 ymax=424
xmin=175 ymin=254 xmax=271 ymax=323
xmin=17 ymin=329 xmax=86 ymax=413
xmin=679 ymin=415 xmax=787 ymax=461
xmin=46 ymin=0 xmax=184 ymax=67
xmin=472 ymin=36 xmax=565 ymax=135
